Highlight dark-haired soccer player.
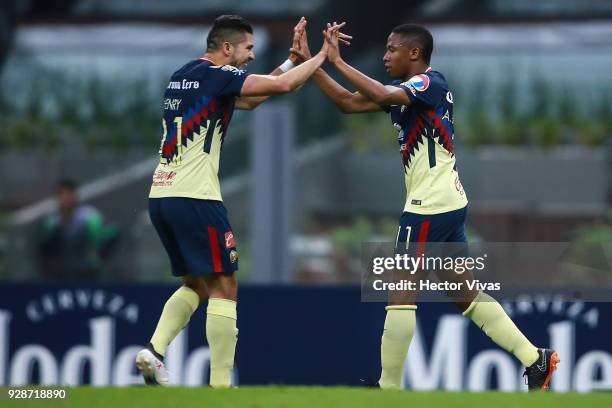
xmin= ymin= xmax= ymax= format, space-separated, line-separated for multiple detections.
xmin=136 ymin=15 xmax=343 ymax=387
xmin=295 ymin=24 xmax=559 ymax=391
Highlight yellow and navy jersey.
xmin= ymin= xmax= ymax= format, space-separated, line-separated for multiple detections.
xmin=387 ymin=67 xmax=468 ymax=215
xmin=149 ymin=58 xmax=249 ymax=201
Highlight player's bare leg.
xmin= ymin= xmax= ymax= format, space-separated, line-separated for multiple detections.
xmin=183 ymin=275 xmax=211 ymax=300
xmin=432 ymin=263 xmax=479 ymax=310
xmin=204 ymin=274 xmax=238 ymax=388
xmin=378 ymin=269 xmax=421 ymax=390
xmin=436 ymin=266 xmax=559 ymax=391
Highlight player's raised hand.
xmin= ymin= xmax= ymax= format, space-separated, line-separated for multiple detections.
xmin=290 ymin=19 xmax=312 ymax=64
xmin=321 ymin=21 xmax=346 ymax=56
xmin=338 ymin=31 xmax=353 ymax=47
xmin=291 ymin=21 xmax=351 ymax=63
xmin=323 ymin=21 xmax=345 ymax=63
xmin=288 ymin=17 xmax=307 ymax=64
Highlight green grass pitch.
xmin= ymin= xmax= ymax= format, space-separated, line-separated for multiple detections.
xmin=3 ymin=386 xmax=611 ymax=408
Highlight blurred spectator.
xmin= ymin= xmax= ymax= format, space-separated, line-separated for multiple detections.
xmin=37 ymin=179 xmax=118 ymax=280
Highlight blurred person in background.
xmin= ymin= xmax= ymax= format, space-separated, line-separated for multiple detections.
xmin=37 ymin=179 xmax=118 ymax=280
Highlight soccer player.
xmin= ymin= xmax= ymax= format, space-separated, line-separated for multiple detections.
xmin=295 ymin=23 xmax=560 ymax=391
xmin=136 ymin=15 xmax=342 ymax=387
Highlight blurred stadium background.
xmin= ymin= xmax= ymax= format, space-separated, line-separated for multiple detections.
xmin=0 ymin=0 xmax=611 ymax=394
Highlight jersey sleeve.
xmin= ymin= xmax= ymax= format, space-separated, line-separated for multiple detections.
xmin=212 ymin=65 xmax=250 ymax=98
xmin=394 ymin=73 xmax=441 ymax=107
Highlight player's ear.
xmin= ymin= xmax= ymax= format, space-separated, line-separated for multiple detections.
xmin=222 ymin=41 xmax=233 ymax=57
xmin=409 ymin=47 xmax=421 ymax=61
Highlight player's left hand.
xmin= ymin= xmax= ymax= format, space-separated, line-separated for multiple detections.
xmin=288 ymin=17 xmax=307 ymax=64
xmin=290 ymin=27 xmax=312 ymax=64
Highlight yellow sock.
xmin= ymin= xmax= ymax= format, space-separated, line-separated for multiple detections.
xmin=206 ymin=298 xmax=238 ymax=388
xmin=463 ymin=292 xmax=539 ymax=367
xmin=379 ymin=305 xmax=417 ymax=390
xmin=150 ymin=286 xmax=200 ymax=356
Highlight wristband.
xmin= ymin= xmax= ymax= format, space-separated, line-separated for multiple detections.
xmin=279 ymin=59 xmax=295 ymax=73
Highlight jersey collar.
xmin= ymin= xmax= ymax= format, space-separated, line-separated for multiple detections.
xmin=200 ymin=57 xmax=219 ymax=65
xmin=425 ymin=66 xmax=433 ymax=73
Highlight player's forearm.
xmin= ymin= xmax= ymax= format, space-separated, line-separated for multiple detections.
xmin=238 ymin=62 xmax=305 ymax=109
xmin=264 ymin=62 xmax=305 ymax=92
xmin=279 ymin=51 xmax=326 ymax=91
xmin=332 ymin=59 xmax=387 ymax=105
xmin=242 ymin=71 xmax=279 ymax=108
xmin=313 ymin=68 xmax=354 ymax=112
xmin=269 ymin=65 xmax=286 ymax=76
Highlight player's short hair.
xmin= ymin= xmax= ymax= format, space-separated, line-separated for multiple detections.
xmin=391 ymin=24 xmax=433 ymax=64
xmin=206 ymin=15 xmax=253 ymax=52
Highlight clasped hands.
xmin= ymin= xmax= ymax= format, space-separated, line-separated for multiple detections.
xmin=288 ymin=17 xmax=352 ymax=66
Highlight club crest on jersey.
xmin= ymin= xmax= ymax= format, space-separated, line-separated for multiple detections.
xmin=408 ymin=74 xmax=430 ymax=92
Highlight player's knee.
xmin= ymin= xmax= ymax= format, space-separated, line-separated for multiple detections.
xmin=193 ymin=286 xmax=209 ymax=301
xmin=388 ymin=289 xmax=416 ymax=306
xmin=205 ymin=274 xmax=237 ymax=301
xmin=182 ymin=277 xmax=208 ymax=301
xmin=388 ymin=288 xmax=417 ymax=305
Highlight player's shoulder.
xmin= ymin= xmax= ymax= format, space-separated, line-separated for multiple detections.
xmin=198 ymin=63 xmax=249 ymax=86
xmin=211 ymin=64 xmax=247 ymax=76
xmin=395 ymin=70 xmax=446 ymax=102
xmin=404 ymin=70 xmax=447 ymax=92
xmin=172 ymin=59 xmax=248 ymax=79
xmin=170 ymin=59 xmax=209 ymax=78
xmin=426 ymin=70 xmax=448 ymax=88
